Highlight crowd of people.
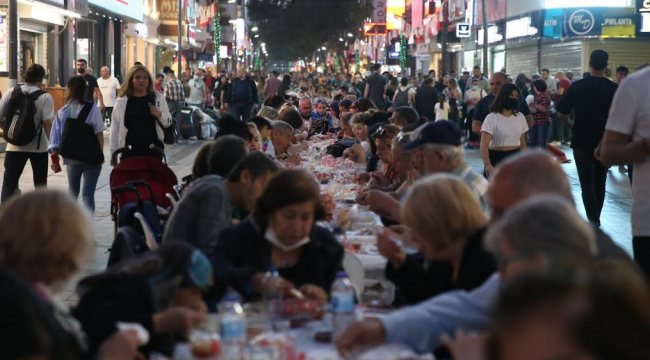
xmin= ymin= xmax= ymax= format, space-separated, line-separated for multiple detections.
xmin=0 ymin=47 xmax=650 ymax=360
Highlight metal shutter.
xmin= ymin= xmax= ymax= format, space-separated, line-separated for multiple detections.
xmin=540 ymin=40 xmax=583 ymax=75
xmin=506 ymin=44 xmax=538 ymax=77
xmin=461 ymin=50 xmax=476 ymax=71
xmin=583 ymin=39 xmax=650 ymax=75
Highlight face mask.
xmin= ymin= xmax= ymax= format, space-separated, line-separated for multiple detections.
xmin=193 ymin=75 xmax=199 ymax=81
xmin=504 ymin=98 xmax=519 ymax=110
xmin=472 ymin=85 xmax=479 ymax=91
xmin=265 ymin=227 xmax=310 ymax=252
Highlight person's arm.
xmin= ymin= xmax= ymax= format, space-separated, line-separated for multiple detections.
xmin=480 ymin=118 xmax=493 ymax=177
xmin=410 ymin=90 xmax=416 ymax=106
xmin=520 ymin=133 xmax=527 ymax=150
xmin=601 ymin=77 xmax=648 ymax=166
xmin=155 ymin=94 xmax=173 ymax=128
xmin=109 ymin=99 xmax=123 ymax=160
xmin=41 ymin=95 xmax=55 ymax=141
xmin=364 ymin=83 xmax=370 ymax=98
xmin=48 ymin=109 xmax=63 ymax=153
xmin=472 ymin=99 xmax=485 ymax=134
xmin=95 ymin=86 xmax=105 ymax=110
xmin=384 ymin=254 xmax=442 ymax=304
xmin=555 ymin=83 xmax=574 ymax=130
xmin=335 ymin=273 xmax=500 ymax=355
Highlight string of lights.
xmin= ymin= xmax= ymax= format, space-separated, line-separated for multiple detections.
xmin=400 ymin=34 xmax=407 ymax=69
xmin=214 ymin=12 xmax=221 ymax=64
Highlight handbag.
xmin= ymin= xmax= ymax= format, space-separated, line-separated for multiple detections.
xmin=59 ymin=102 xmax=104 ymax=165
xmin=151 ymin=92 xmax=176 ymax=145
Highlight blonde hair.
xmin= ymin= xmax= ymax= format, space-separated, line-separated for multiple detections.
xmin=258 ymin=106 xmax=280 ymax=120
xmin=402 ymin=174 xmax=487 ymax=252
xmin=247 ymin=122 xmax=263 ymax=149
xmin=0 ymin=190 xmax=93 ymax=285
xmin=119 ymin=65 xmax=155 ymax=98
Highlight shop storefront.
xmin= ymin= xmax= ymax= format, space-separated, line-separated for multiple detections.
xmin=85 ymin=0 xmax=144 ymax=81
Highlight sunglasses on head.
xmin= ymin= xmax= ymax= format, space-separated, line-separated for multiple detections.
xmin=376 ymin=126 xmax=392 ymax=138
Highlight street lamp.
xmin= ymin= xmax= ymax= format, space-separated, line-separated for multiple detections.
xmin=251 ymin=26 xmax=258 ymax=32
xmin=321 ymin=46 xmax=326 ymax=50
xmin=254 ymin=34 xmax=259 ymax=38
xmin=338 ymin=38 xmax=343 ymax=41
xmin=347 ymin=33 xmax=353 ymax=37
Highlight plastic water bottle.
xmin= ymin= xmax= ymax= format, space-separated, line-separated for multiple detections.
xmin=331 ymin=271 xmax=356 ymax=338
xmin=218 ymin=293 xmax=246 ymax=360
xmin=264 ymin=266 xmax=284 ymax=315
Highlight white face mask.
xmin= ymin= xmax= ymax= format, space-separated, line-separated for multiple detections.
xmin=265 ymin=227 xmax=310 ymax=252
xmin=193 ymin=75 xmax=199 ymax=81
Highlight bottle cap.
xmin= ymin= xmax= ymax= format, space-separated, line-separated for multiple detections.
xmin=222 ymin=292 xmax=241 ymax=302
xmin=336 ymin=271 xmax=348 ymax=278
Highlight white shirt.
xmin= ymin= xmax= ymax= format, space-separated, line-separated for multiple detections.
xmin=0 ymin=86 xmax=54 ymax=153
xmin=97 ymin=76 xmax=121 ymax=107
xmin=481 ymin=112 xmax=528 ymax=147
xmin=434 ymin=102 xmax=450 ymax=121
xmin=605 ymin=67 xmax=650 ymax=236
xmin=464 ymin=88 xmax=485 ymax=113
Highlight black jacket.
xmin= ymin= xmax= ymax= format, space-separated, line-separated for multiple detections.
xmin=72 ymin=275 xmax=176 ymax=357
xmin=385 ymin=228 xmax=496 ymax=305
xmin=212 ymin=218 xmax=344 ymax=302
xmin=226 ymin=75 xmax=258 ymax=105
xmin=415 ymin=86 xmax=440 ymax=121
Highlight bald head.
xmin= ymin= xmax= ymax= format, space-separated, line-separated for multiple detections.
xmin=100 ymin=66 xmax=110 ymax=79
xmin=487 ymin=151 xmax=574 ymax=223
xmin=489 ymin=72 xmax=508 ymax=96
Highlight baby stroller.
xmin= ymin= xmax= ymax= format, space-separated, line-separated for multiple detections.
xmin=107 ymin=146 xmax=178 ymax=265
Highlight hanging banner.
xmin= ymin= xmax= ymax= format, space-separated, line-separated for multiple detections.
xmin=373 ymin=0 xmax=387 ymax=23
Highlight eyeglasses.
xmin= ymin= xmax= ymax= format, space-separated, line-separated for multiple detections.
xmin=496 ymin=252 xmax=533 ymax=268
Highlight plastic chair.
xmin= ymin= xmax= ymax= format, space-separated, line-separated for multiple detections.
xmin=342 ymin=251 xmax=365 ymax=301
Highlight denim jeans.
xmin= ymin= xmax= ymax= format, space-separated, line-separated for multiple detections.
xmin=167 ymin=101 xmax=182 ymax=141
xmin=573 ymin=148 xmax=608 ymax=226
xmin=529 ymin=122 xmax=550 ymax=149
xmin=1 ymin=151 xmax=48 ymax=204
xmin=232 ymin=104 xmax=252 ymax=121
xmin=66 ymin=162 xmax=102 ymax=215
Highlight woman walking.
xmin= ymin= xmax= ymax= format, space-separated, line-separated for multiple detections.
xmin=110 ymin=65 xmax=173 ymax=162
xmin=480 ymin=83 xmax=529 ymax=177
xmin=49 ymin=76 xmax=105 ymax=214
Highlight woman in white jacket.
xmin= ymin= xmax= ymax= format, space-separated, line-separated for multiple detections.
xmin=110 ymin=65 xmax=172 ymax=164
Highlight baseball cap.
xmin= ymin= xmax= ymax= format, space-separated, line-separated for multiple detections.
xmin=403 ymin=120 xmax=464 ymax=150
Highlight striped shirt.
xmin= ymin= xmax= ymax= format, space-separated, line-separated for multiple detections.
xmin=164 ymin=79 xmax=185 ymax=102
xmin=450 ymin=162 xmax=488 ymax=211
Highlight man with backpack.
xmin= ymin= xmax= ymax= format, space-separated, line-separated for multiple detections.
xmin=0 ymin=64 xmax=54 ymax=203
xmin=392 ymin=77 xmax=416 ymax=109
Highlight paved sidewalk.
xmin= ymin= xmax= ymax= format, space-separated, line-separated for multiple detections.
xmin=0 ymin=138 xmax=635 ymax=308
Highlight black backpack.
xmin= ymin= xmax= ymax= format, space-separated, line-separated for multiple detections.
xmin=2 ymin=86 xmax=46 ymax=148
xmin=393 ymin=88 xmax=410 ymax=107
xmin=59 ymin=102 xmax=104 ymax=165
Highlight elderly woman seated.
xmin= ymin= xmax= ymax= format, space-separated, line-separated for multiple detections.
xmin=213 ymin=169 xmax=344 ymax=302
xmin=378 ymin=174 xmax=496 ymax=305
xmin=353 ymin=124 xmax=401 ymax=188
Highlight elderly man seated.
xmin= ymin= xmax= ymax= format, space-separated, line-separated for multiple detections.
xmin=336 ymin=151 xmax=630 ymax=355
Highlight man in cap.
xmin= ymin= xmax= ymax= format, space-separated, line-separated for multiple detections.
xmin=364 ymin=121 xmax=488 ymax=220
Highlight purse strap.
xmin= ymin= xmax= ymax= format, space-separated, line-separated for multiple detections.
xmin=71 ymin=101 xmax=94 ymax=122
